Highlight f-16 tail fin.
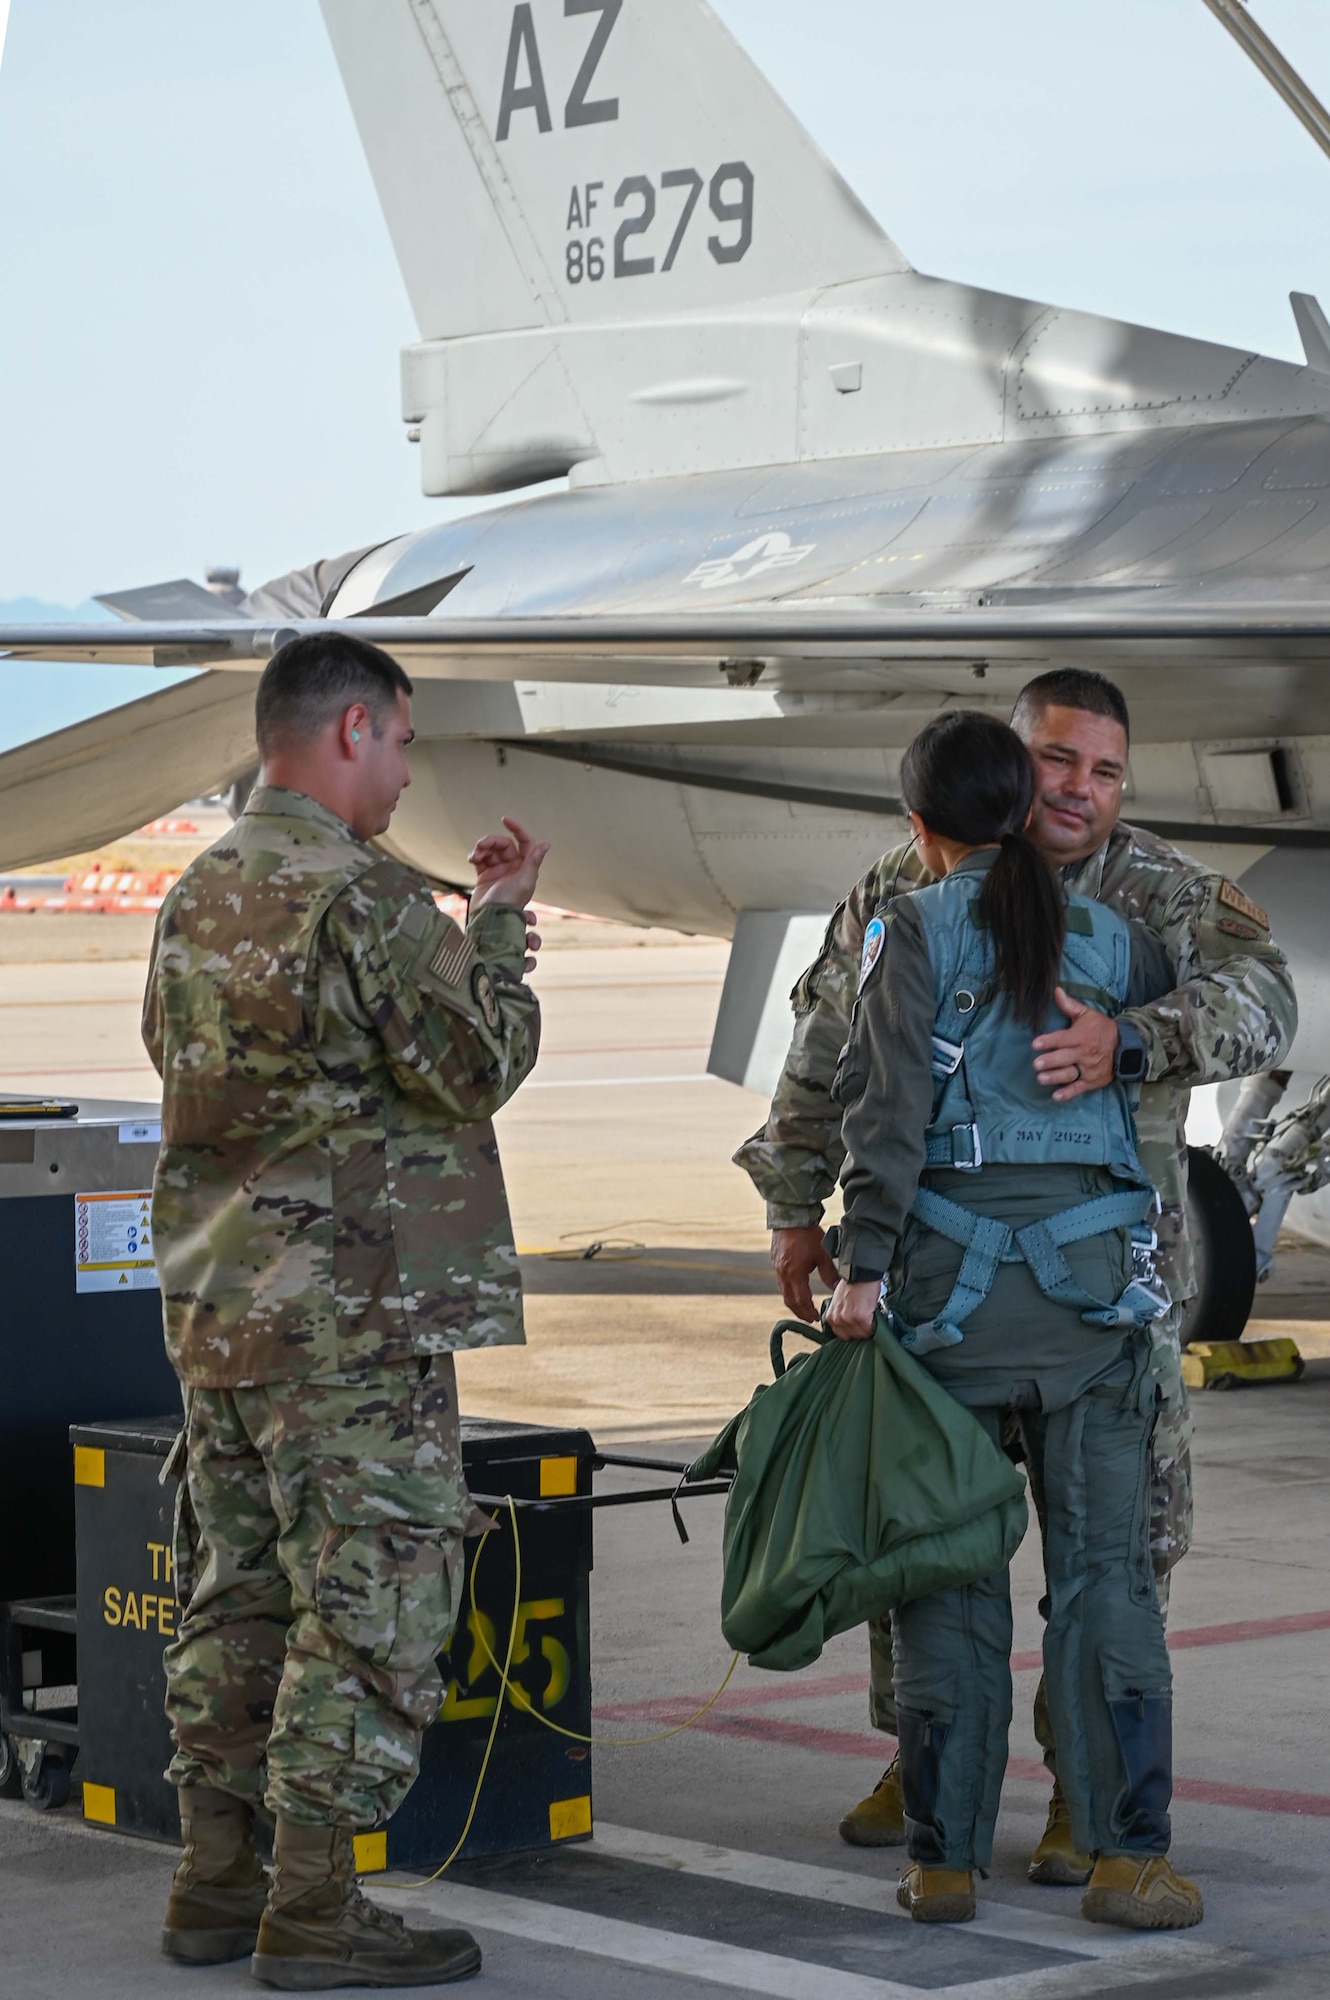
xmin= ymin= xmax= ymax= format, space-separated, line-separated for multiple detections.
xmin=320 ymin=0 xmax=902 ymax=343
xmin=320 ymin=0 xmax=1330 ymax=503
xmin=319 ymin=0 xmax=908 ymax=495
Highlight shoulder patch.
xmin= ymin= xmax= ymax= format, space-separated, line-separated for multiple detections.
xmin=471 ymin=964 xmax=503 ymax=1033
xmin=1064 ymin=904 xmax=1095 ymax=937
xmin=431 ymin=928 xmax=477 ymax=987
xmin=1217 ymin=880 xmax=1270 ymax=930
xmin=1216 ymin=915 xmax=1262 ymax=942
xmin=859 ymin=915 xmax=887 ymax=992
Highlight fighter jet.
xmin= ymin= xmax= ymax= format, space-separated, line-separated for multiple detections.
xmin=5 ymin=0 xmax=1330 ymax=1325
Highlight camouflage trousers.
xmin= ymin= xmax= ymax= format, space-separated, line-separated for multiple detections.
xmin=164 ymin=1355 xmax=478 ymax=1828
xmin=869 ymin=1312 xmax=1194 ymax=1750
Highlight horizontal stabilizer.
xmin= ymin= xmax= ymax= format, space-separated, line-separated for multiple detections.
xmin=95 ymin=580 xmax=252 ymax=624
xmin=0 ymin=673 xmax=258 ymax=871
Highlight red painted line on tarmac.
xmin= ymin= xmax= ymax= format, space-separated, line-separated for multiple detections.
xmin=600 ymin=1609 xmax=1330 ymax=1725
xmin=1164 ymin=1608 xmax=1330 ymax=1651
xmin=598 ymin=1706 xmax=1330 ymax=1818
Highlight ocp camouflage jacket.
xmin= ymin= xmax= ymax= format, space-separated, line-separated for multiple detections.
xmin=142 ymin=786 xmax=540 ymax=1388
xmin=734 ymin=820 xmax=1297 ymax=1305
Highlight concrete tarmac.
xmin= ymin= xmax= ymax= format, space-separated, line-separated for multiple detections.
xmin=1 ymin=919 xmax=1329 ymax=1996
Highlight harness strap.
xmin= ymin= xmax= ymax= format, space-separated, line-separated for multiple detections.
xmin=894 ymin=1186 xmax=1162 ymax=1355
xmin=1015 ymin=1191 xmax=1156 ymax=1310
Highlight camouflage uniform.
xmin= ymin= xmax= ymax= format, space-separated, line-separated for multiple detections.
xmin=143 ymin=785 xmax=539 ymax=1826
xmin=735 ymin=820 xmax=1295 ymax=1738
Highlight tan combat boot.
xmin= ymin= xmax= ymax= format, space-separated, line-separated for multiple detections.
xmin=838 ymin=1755 xmax=907 ymax=1847
xmin=897 ymin=1864 xmax=976 ymax=1924
xmin=1082 ymin=1853 xmax=1204 ymax=1930
xmin=161 ymin=1787 xmax=269 ymax=1965
xmin=1027 ymin=1777 xmax=1092 ymax=1886
xmin=251 ymin=1820 xmax=481 ymax=1989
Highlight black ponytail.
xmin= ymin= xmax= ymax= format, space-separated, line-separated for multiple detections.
xmin=900 ymin=711 xmax=1065 ymax=1029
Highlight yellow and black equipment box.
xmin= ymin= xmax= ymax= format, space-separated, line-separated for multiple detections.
xmin=71 ymin=1413 xmax=600 ymax=1871
xmin=0 ymin=1099 xmax=176 ymax=1808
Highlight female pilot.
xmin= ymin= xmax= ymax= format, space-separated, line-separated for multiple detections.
xmin=828 ymin=710 xmax=1202 ymax=1933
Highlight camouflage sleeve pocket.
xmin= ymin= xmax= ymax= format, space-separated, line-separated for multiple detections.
xmin=404 ymin=910 xmax=510 ymax=1055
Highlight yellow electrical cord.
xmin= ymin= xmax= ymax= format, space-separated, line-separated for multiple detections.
xmin=466 ymin=1515 xmax=740 ymax=1746
xmin=392 ymin=1494 xmax=740 ymax=1888
xmin=392 ymin=1499 xmax=525 ymax=1887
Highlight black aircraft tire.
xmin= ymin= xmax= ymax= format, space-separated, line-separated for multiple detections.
xmin=20 ymin=1752 xmax=71 ymax=1812
xmin=0 ymin=1734 xmax=22 ymax=1800
xmin=1181 ymin=1147 xmax=1258 ymax=1346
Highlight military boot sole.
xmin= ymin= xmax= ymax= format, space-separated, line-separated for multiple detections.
xmin=838 ymin=1813 xmax=907 ymax=1849
xmin=1081 ymin=1886 xmax=1204 ymax=1931
xmin=161 ymin=1923 xmax=260 ymax=1965
xmin=896 ymin=1885 xmax=976 ymax=1925
xmin=250 ymin=1941 xmax=483 ymax=1989
xmin=1027 ymin=1850 xmax=1093 ymax=1887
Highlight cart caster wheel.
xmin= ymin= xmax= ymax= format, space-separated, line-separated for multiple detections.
xmin=21 ymin=1752 xmax=72 ymax=1811
xmin=0 ymin=1734 xmax=22 ymax=1800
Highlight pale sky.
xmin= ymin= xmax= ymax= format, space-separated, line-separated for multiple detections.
xmin=1 ymin=1 xmax=1329 ymax=742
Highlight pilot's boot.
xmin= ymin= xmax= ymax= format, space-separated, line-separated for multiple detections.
xmin=1027 ymin=1777 xmax=1092 ymax=1886
xmin=838 ymin=1755 xmax=907 ymax=1847
xmin=897 ymin=1864 xmax=976 ymax=1925
xmin=251 ymin=1819 xmax=481 ymax=1989
xmin=161 ymin=1787 xmax=269 ymax=1964
xmin=1081 ymin=1854 xmax=1204 ymax=1930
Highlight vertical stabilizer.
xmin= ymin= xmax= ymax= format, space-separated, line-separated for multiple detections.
xmin=320 ymin=0 xmax=905 ymax=343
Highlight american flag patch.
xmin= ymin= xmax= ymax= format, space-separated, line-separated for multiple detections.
xmin=430 ymin=929 xmax=476 ymax=987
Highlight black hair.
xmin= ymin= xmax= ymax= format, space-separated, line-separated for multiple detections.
xmin=1010 ymin=667 xmax=1129 ymax=743
xmin=254 ymin=633 xmax=414 ymax=755
xmin=900 ymin=709 xmax=1065 ymax=1030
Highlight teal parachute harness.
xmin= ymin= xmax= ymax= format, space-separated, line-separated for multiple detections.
xmin=887 ymin=874 xmax=1169 ymax=1359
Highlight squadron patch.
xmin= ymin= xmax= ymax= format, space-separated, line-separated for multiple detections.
xmin=1217 ymin=880 xmax=1270 ymax=930
xmin=471 ymin=965 xmax=503 ymax=1033
xmin=859 ymin=916 xmax=887 ymax=992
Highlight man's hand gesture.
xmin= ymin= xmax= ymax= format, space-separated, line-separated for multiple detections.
xmin=469 ymin=818 xmax=550 ymax=913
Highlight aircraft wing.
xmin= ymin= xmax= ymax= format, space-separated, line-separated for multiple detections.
xmin=4 ymin=603 xmax=1330 ymax=690
xmin=5 ymin=601 xmax=1330 ymax=769
xmin=0 ymin=672 xmax=258 ymax=872
xmin=4 ymin=598 xmax=1330 ymax=873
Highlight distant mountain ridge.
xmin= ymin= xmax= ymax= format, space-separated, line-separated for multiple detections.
xmin=0 ymin=598 xmax=113 ymax=622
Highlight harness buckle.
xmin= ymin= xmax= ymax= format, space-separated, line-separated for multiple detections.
xmin=950 ymin=1123 xmax=984 ymax=1171
xmin=1130 ymin=1228 xmax=1160 ymax=1283
xmin=930 ymin=1034 xmax=965 ymax=1079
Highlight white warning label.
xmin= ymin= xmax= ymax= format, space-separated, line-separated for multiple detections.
xmin=75 ymin=1190 xmax=159 ymax=1294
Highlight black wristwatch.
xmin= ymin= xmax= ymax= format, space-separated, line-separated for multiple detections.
xmin=1114 ymin=1021 xmax=1148 ymax=1082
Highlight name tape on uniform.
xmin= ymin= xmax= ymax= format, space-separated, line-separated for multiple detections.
xmin=1218 ymin=880 xmax=1270 ymax=929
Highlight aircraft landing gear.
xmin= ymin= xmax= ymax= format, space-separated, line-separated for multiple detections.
xmin=1182 ymin=1146 xmax=1258 ymax=1344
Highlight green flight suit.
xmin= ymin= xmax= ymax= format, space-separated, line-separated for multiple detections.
xmin=736 ymin=819 xmax=1296 ymax=1746
xmin=835 ymin=853 xmax=1178 ymax=1868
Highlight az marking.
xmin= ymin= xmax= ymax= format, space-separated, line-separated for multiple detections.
xmin=497 ymin=0 xmax=622 ymax=141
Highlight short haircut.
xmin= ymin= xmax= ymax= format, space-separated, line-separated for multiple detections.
xmin=1010 ymin=668 xmax=1130 ymax=744
xmin=254 ymin=633 xmax=413 ymax=754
